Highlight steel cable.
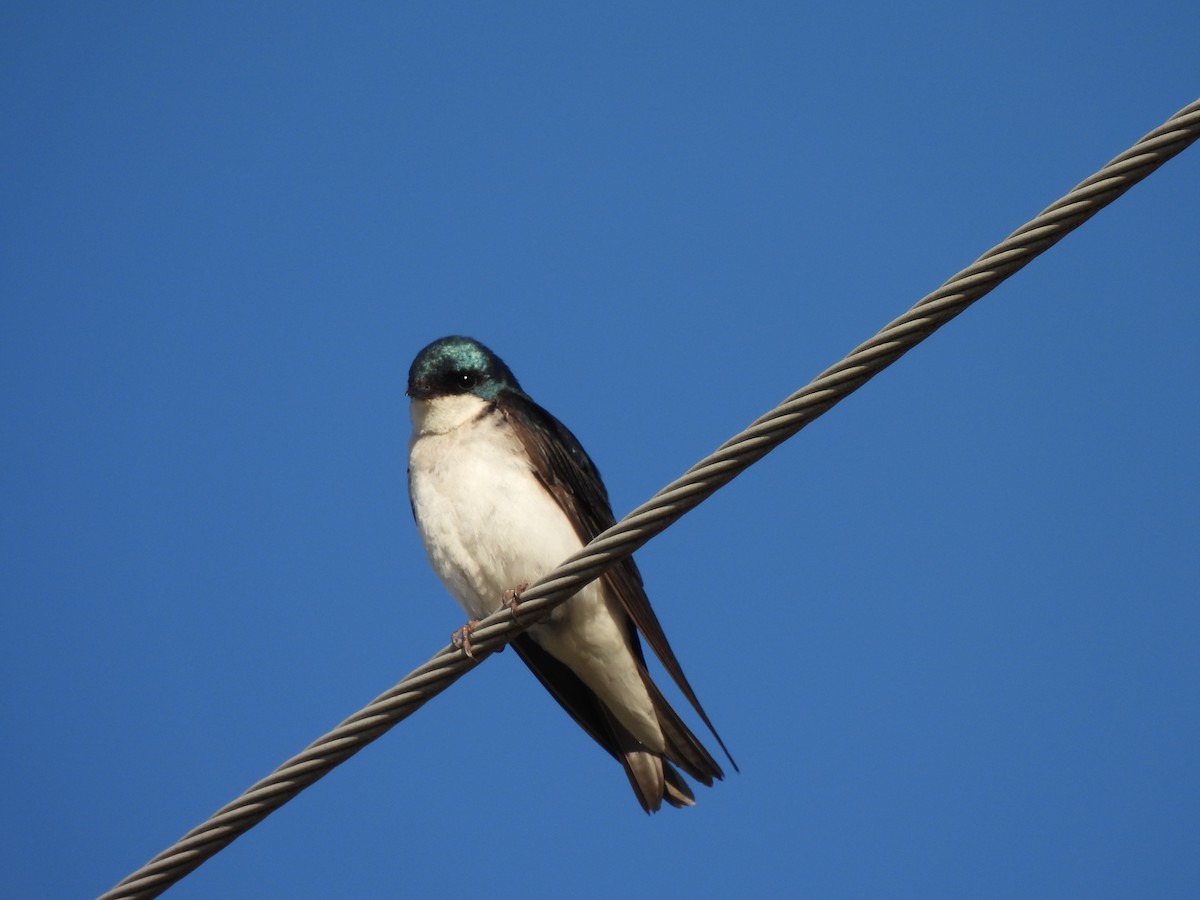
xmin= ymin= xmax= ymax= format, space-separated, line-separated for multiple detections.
xmin=100 ymin=97 xmax=1200 ymax=899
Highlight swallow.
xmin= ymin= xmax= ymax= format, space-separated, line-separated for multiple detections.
xmin=406 ymin=336 xmax=733 ymax=811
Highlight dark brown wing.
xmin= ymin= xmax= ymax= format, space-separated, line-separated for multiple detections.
xmin=512 ymin=635 xmax=708 ymax=811
xmin=497 ymin=389 xmax=736 ymax=771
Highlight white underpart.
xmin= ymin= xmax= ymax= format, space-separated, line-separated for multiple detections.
xmin=408 ymin=393 xmax=664 ymax=752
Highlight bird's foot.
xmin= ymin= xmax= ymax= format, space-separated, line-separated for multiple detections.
xmin=503 ymin=582 xmax=529 ymax=622
xmin=451 ymin=618 xmax=481 ymax=659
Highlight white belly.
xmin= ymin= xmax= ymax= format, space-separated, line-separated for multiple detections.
xmin=407 ymin=394 xmax=663 ymax=749
xmin=408 ymin=398 xmax=583 ymax=619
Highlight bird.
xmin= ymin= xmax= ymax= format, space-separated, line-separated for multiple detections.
xmin=406 ymin=335 xmax=734 ymax=812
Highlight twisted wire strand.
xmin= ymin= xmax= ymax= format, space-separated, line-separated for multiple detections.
xmin=100 ymin=98 xmax=1200 ymax=899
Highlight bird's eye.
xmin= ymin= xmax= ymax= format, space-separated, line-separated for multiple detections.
xmin=455 ymin=371 xmax=478 ymax=389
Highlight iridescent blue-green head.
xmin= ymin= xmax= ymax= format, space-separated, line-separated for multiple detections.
xmin=406 ymin=336 xmax=523 ymax=402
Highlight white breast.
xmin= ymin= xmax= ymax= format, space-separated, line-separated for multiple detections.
xmin=407 ymin=393 xmax=664 ymax=748
xmin=407 ymin=394 xmax=585 ymax=619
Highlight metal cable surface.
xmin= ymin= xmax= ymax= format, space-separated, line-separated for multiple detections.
xmin=100 ymin=98 xmax=1200 ymax=899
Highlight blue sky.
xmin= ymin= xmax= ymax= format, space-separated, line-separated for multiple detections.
xmin=3 ymin=4 xmax=1198 ymax=898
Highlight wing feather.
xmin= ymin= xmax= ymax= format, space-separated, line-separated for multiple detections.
xmin=498 ymin=390 xmax=736 ymax=771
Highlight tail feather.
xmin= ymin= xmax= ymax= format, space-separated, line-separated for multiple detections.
xmin=640 ymin=665 xmax=725 ymax=786
xmin=662 ymin=764 xmax=697 ymax=808
xmin=513 ymin=634 xmax=725 ymax=813
xmin=598 ymin=703 xmax=670 ymax=813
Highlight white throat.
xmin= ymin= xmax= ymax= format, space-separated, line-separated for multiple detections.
xmin=410 ymin=393 xmax=491 ymax=436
